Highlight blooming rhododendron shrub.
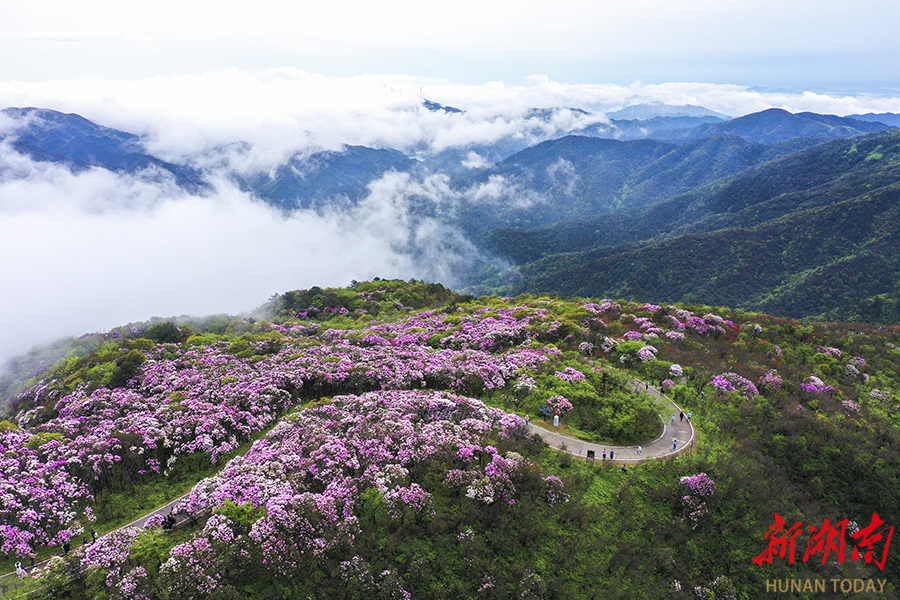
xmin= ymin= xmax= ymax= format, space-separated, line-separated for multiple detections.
xmin=757 ymin=369 xmax=783 ymax=392
xmin=546 ymin=395 xmax=574 ymax=416
xmin=680 ymin=473 xmax=715 ymax=529
xmin=156 ymin=390 xmax=566 ymax=592
xmin=554 ymin=367 xmax=586 ymax=382
xmin=800 ymin=374 xmax=836 ymax=396
xmin=0 ymin=429 xmax=92 ymax=555
xmin=709 ymin=373 xmax=759 ymax=400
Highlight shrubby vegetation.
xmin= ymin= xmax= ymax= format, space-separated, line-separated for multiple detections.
xmin=2 ymin=280 xmax=899 ymax=598
xmin=482 ymin=131 xmax=900 ymax=325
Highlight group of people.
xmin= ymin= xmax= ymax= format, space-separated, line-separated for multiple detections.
xmin=593 ymin=407 xmax=692 ymax=464
xmin=11 ymin=527 xmax=101 ymax=579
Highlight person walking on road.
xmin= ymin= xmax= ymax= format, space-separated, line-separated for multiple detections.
xmin=636 ymin=445 xmax=643 ymax=454
xmin=673 ymin=438 xmax=679 ymax=451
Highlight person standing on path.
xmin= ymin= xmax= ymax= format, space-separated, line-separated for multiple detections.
xmin=602 ymin=449 xmax=606 ymax=460
xmin=610 ymin=450 xmax=614 ymax=461
xmin=679 ymin=411 xmax=684 ymax=421
xmin=671 ymin=414 xmax=676 ymax=425
xmin=673 ymin=438 xmax=678 ymax=451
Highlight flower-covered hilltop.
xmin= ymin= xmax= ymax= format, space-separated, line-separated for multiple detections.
xmin=2 ymin=279 xmax=899 ymax=599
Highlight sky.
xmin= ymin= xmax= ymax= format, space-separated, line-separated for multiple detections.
xmin=2 ymin=0 xmax=900 ymax=93
xmin=2 ymin=0 xmax=900 ymax=366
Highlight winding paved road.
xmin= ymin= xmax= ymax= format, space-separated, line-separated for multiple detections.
xmin=526 ymin=377 xmax=695 ymax=464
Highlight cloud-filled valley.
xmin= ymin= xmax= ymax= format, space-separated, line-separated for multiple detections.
xmin=0 ymin=162 xmax=433 ymax=363
xmin=3 ymin=70 xmax=900 ymax=366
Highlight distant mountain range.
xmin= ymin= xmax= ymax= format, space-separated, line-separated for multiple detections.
xmin=478 ymin=129 xmax=900 ymax=322
xmin=655 ymin=108 xmax=890 ymax=143
xmin=3 ymin=103 xmax=900 ymax=323
xmin=232 ymin=145 xmax=418 ymax=210
xmin=0 ymin=107 xmax=207 ymax=191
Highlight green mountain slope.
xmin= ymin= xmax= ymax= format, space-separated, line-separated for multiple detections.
xmin=2 ymin=281 xmax=899 ymax=598
xmin=514 ymin=184 xmax=900 ymax=319
xmin=480 ymin=130 xmax=900 ymax=322
xmin=454 ymin=134 xmax=825 ymax=237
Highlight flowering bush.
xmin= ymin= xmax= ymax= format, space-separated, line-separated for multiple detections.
xmin=384 ymin=484 xmax=435 ymax=522
xmin=709 ymin=373 xmax=759 ymax=400
xmin=816 ymin=346 xmax=842 ymax=358
xmin=636 ymin=346 xmax=658 ymax=362
xmin=513 ymin=375 xmax=537 ymax=397
xmin=869 ymin=389 xmax=893 ymax=402
xmin=744 ymin=323 xmax=763 ymax=335
xmin=842 ymin=400 xmax=860 ymax=415
xmin=757 ymin=369 xmax=783 ymax=391
xmin=543 ymin=475 xmax=569 ymax=507
xmin=680 ymin=473 xmax=715 ymax=529
xmin=497 ymin=412 xmax=527 ymax=440
xmin=546 ymin=395 xmax=574 ymax=416
xmin=800 ymin=375 xmax=836 ymax=396
xmin=636 ymin=303 xmax=662 ymax=312
xmin=680 ymin=473 xmax=716 ymax=496
xmin=554 ymin=367 xmax=586 ymax=382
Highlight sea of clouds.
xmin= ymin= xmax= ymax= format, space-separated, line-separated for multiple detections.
xmin=2 ymin=70 xmax=900 ymax=365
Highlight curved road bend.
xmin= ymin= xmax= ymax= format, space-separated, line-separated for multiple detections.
xmin=526 ymin=376 xmax=695 ymax=464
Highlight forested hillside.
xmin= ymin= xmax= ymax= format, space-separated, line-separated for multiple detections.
xmin=2 ymin=280 xmax=898 ymax=599
xmin=484 ymin=130 xmax=900 ymax=323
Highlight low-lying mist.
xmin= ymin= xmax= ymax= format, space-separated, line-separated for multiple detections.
xmin=0 ymin=151 xmax=496 ymax=371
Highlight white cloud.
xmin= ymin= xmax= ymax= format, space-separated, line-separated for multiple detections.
xmin=0 ymin=154 xmax=431 ymax=363
xmin=3 ymin=71 xmax=899 ymax=168
xmin=0 ymin=137 xmax=516 ymax=364
xmin=2 ymin=69 xmax=900 ymax=365
xmin=461 ymin=151 xmax=491 ymax=170
xmin=465 ymin=174 xmax=546 ymax=210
